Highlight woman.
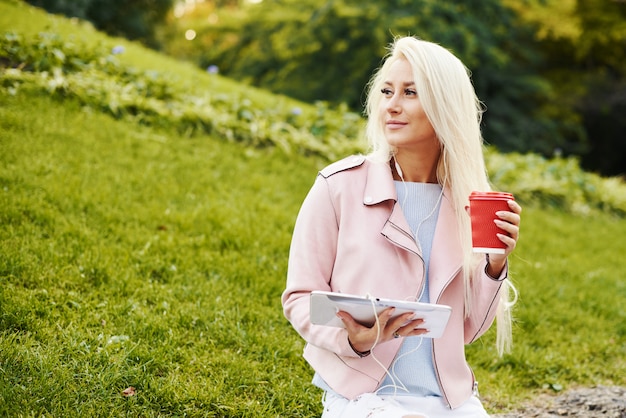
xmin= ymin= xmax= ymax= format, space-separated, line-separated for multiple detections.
xmin=282 ymin=36 xmax=522 ymax=417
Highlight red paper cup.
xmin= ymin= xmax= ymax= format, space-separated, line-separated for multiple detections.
xmin=469 ymin=191 xmax=515 ymax=254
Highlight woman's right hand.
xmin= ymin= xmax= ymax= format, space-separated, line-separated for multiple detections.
xmin=336 ymin=307 xmax=428 ymax=353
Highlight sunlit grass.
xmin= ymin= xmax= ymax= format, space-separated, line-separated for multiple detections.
xmin=0 ymin=91 xmax=322 ymax=416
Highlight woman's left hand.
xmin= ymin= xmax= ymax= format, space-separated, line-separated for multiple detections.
xmin=487 ymin=199 xmax=522 ymax=276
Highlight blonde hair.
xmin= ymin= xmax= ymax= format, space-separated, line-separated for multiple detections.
xmin=365 ymin=36 xmax=515 ymax=354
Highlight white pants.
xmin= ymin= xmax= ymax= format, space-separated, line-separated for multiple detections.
xmin=321 ymin=392 xmax=490 ymax=418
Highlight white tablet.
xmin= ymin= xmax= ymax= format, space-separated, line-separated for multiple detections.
xmin=309 ymin=290 xmax=452 ymax=339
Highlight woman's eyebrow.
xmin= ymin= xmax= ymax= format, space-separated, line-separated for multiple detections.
xmin=383 ymin=80 xmax=416 ymax=87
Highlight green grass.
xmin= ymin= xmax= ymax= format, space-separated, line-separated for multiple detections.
xmin=0 ymin=91 xmax=323 ymax=417
xmin=1 ymin=0 xmax=625 ymax=416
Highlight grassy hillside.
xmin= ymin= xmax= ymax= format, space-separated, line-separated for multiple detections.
xmin=1 ymin=0 xmax=625 ymax=416
xmin=0 ymin=92 xmax=321 ymax=416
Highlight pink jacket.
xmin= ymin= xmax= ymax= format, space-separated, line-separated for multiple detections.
xmin=282 ymin=155 xmax=506 ymax=409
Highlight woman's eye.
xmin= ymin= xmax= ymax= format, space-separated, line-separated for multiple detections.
xmin=381 ymin=88 xmax=393 ymax=96
xmin=405 ymin=89 xmax=417 ymax=96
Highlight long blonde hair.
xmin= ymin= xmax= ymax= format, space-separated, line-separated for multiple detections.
xmin=365 ymin=36 xmax=515 ymax=354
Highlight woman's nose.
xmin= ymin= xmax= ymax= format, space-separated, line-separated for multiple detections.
xmin=386 ymin=95 xmax=401 ymax=113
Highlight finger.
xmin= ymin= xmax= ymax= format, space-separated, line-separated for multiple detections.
xmin=495 ymin=210 xmax=520 ymax=227
xmin=386 ymin=312 xmax=418 ymax=333
xmin=379 ymin=307 xmax=397 ymax=321
xmin=494 ymin=219 xmax=519 ymax=239
xmin=496 ymin=233 xmax=517 ymax=254
xmin=507 ymin=200 xmax=522 ymax=214
xmin=396 ymin=318 xmax=426 ymax=335
xmin=496 ymin=232 xmax=516 ymax=245
xmin=388 ymin=315 xmax=426 ymax=339
xmin=404 ymin=327 xmax=429 ymax=337
xmin=336 ymin=310 xmax=369 ymax=333
xmin=395 ymin=321 xmax=430 ymax=338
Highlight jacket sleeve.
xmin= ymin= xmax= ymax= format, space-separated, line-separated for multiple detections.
xmin=464 ymin=257 xmax=508 ymax=344
xmin=281 ymin=175 xmax=358 ymax=358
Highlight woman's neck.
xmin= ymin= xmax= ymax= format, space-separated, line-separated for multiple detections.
xmin=392 ymin=150 xmax=440 ymax=183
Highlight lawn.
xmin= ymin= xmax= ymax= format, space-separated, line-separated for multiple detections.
xmin=0 ymin=91 xmax=323 ymax=417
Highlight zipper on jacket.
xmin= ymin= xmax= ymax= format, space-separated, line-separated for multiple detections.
xmin=431 ymin=267 xmax=462 ymax=409
xmin=431 ymin=342 xmax=452 ymax=409
xmin=382 ymin=225 xmax=420 ymax=257
xmin=381 ymin=231 xmax=427 ymax=302
xmin=433 ymin=343 xmax=479 ymax=409
xmin=416 ymin=259 xmax=426 ymax=302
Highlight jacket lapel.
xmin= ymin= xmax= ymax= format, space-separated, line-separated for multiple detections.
xmin=382 ymin=203 xmax=421 ymax=256
xmin=364 ymin=159 xmax=421 ymax=256
xmin=429 ymin=192 xmax=463 ymax=301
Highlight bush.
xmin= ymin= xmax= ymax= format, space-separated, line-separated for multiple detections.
xmin=2 ymin=30 xmax=625 ymax=217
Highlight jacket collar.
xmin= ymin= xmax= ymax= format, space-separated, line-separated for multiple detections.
xmin=365 ymin=159 xmax=418 ymax=256
xmin=363 ymin=159 xmax=397 ymax=205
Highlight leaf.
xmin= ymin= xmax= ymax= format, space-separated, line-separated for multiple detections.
xmin=121 ymin=386 xmax=136 ymax=397
xmin=551 ymin=383 xmax=563 ymax=392
xmin=107 ymin=335 xmax=129 ymax=345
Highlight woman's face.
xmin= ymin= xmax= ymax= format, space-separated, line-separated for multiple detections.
xmin=379 ymin=58 xmax=438 ymax=153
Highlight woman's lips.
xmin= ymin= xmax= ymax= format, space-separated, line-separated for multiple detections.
xmin=386 ymin=120 xmax=407 ymax=129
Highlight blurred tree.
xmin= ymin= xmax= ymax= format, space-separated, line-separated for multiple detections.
xmin=572 ymin=0 xmax=626 ymax=176
xmin=378 ymin=0 xmax=570 ymax=156
xmin=24 ymin=0 xmax=174 ymax=48
xmin=192 ymin=0 xmax=563 ymax=157
xmin=26 ymin=0 xmax=626 ymax=174
xmin=507 ymin=0 xmax=626 ymax=175
xmin=23 ymin=0 xmax=91 ymax=19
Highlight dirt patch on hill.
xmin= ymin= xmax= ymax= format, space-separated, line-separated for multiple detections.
xmin=492 ymin=386 xmax=626 ymax=418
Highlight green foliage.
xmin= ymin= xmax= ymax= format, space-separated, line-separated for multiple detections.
xmin=504 ymin=0 xmax=626 ymax=176
xmin=571 ymin=0 xmax=626 ymax=176
xmin=0 ymin=31 xmax=365 ymax=161
xmin=574 ymin=0 xmax=626 ymax=72
xmin=162 ymin=0 xmax=626 ymax=176
xmin=0 ymin=31 xmax=105 ymax=73
xmin=485 ymin=149 xmax=626 ymax=217
xmin=2 ymin=29 xmax=625 ymax=217
xmin=193 ymin=0 xmax=385 ymax=108
xmin=24 ymin=0 xmax=174 ymax=48
xmin=162 ymin=0 xmax=583 ymax=161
